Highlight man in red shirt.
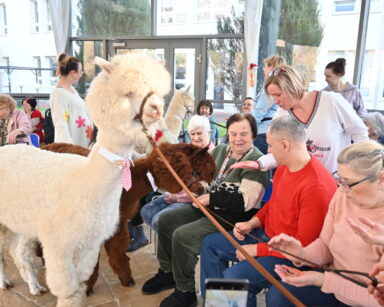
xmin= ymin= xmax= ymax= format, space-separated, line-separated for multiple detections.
xmin=200 ymin=115 xmax=337 ymax=307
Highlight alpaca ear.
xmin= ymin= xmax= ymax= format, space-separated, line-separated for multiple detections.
xmin=159 ymin=59 xmax=166 ymax=67
xmin=95 ymin=57 xmax=113 ymax=74
xmin=184 ymin=85 xmax=191 ymax=93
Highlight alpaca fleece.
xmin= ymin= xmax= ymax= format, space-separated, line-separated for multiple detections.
xmin=0 ymin=53 xmax=170 ymax=307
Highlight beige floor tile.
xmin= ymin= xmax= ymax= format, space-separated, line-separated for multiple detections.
xmin=0 ymin=227 xmax=267 ymax=307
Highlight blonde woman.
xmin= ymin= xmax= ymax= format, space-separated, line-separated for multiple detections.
xmin=233 ymin=65 xmax=368 ymax=174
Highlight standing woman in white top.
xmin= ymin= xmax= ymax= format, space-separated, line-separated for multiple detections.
xmin=50 ymin=53 xmax=91 ymax=147
xmin=232 ymin=65 xmax=368 ymax=174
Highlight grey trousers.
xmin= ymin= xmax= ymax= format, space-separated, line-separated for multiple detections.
xmin=157 ymin=205 xmax=219 ymax=291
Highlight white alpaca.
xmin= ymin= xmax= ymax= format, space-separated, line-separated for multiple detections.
xmin=0 ymin=53 xmax=170 ymax=307
xmin=134 ymin=85 xmax=194 ymax=152
xmin=164 ymin=85 xmax=194 ymax=137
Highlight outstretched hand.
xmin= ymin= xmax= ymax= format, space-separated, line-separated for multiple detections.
xmin=274 ymin=265 xmax=324 ymax=287
xmin=348 ymin=217 xmax=384 ymax=246
xmin=230 ymin=161 xmax=260 ymax=170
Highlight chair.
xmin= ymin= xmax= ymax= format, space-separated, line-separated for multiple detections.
xmin=29 ymin=133 xmax=40 ymax=148
xmin=262 ymin=181 xmax=273 ymax=202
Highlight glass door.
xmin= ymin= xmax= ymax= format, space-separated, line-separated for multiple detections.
xmin=107 ymin=39 xmax=202 ymax=104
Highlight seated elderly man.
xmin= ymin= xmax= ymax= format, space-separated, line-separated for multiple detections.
xmin=142 ymin=113 xmax=269 ymax=307
xmin=200 ymin=116 xmax=337 ymax=307
xmin=140 ymin=115 xmax=215 ymax=231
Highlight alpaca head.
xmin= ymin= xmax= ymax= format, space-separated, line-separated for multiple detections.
xmin=180 ymin=85 xmax=195 ymax=114
xmin=148 ymin=142 xmax=216 ymax=195
xmin=85 ymin=53 xmax=171 ymax=145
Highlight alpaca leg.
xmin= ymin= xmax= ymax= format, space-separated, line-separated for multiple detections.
xmin=105 ymin=220 xmax=135 ymax=286
xmin=43 ymin=245 xmax=80 ymax=300
xmin=0 ymin=225 xmax=13 ymax=289
xmin=74 ymin=242 xmax=102 ymax=285
xmin=56 ymin=283 xmax=86 ymax=307
xmin=85 ymin=254 xmax=100 ymax=296
xmin=9 ymin=235 xmax=47 ymax=295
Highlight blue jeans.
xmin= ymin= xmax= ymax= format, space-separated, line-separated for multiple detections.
xmin=200 ymin=228 xmax=276 ymax=306
xmin=253 ymin=133 xmax=268 ymax=155
xmin=140 ymin=195 xmax=190 ymax=231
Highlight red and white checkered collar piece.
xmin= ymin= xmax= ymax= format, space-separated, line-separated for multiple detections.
xmin=98 ymin=147 xmax=134 ymax=169
xmin=98 ymin=147 xmax=134 ymax=191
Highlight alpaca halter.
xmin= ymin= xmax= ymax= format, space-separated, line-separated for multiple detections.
xmin=133 ymin=91 xmax=154 ymax=124
xmin=98 ymin=147 xmax=134 ymax=191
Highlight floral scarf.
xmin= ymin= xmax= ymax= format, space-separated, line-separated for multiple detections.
xmin=0 ymin=117 xmax=9 ymax=146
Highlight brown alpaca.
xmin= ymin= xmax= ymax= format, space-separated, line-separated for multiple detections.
xmin=41 ymin=142 xmax=215 ymax=295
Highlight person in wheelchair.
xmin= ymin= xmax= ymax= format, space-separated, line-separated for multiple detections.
xmin=0 ymin=94 xmax=32 ymax=146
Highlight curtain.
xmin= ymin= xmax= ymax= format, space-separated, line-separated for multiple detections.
xmin=48 ymin=0 xmax=70 ymax=55
xmin=244 ymin=0 xmax=264 ymax=98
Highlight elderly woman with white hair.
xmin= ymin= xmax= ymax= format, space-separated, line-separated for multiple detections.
xmin=140 ymin=115 xmax=214 ymax=231
xmin=364 ymin=112 xmax=384 ymax=145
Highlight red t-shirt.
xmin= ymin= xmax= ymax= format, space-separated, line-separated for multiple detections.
xmin=255 ymin=157 xmax=337 ymax=258
xmin=31 ymin=109 xmax=45 ymax=143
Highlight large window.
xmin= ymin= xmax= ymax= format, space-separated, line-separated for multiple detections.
xmin=71 ymin=40 xmax=105 ymax=95
xmin=361 ymin=0 xmax=384 ymax=110
xmin=254 ymin=0 xmax=361 ymax=94
xmin=71 ymin=0 xmax=151 ymax=37
xmin=207 ymin=38 xmax=244 ymax=102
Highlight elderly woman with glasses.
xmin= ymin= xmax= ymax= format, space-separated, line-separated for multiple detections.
xmin=269 ymin=141 xmax=384 ymax=307
xmin=0 ymin=94 xmax=32 ymax=146
xmin=233 ymin=65 xmax=368 ymax=174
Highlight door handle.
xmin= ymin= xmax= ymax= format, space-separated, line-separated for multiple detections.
xmin=197 ymin=54 xmax=202 ymax=64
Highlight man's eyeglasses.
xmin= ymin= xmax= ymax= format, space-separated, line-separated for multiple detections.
xmin=332 ymin=171 xmax=373 ymax=190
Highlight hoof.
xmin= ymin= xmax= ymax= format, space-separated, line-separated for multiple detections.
xmin=122 ymin=278 xmax=135 ymax=287
xmin=128 ymin=280 xmax=136 ymax=287
xmin=30 ymin=285 xmax=47 ymax=296
xmin=86 ymin=288 xmax=93 ymax=296
xmin=0 ymin=280 xmax=14 ymax=289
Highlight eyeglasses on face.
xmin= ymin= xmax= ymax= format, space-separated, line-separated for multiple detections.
xmin=332 ymin=171 xmax=373 ymax=190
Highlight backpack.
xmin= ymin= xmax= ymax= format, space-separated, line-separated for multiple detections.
xmin=43 ymin=108 xmax=55 ymax=144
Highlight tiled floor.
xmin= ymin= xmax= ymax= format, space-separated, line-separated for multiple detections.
xmin=0 ymin=228 xmax=266 ymax=307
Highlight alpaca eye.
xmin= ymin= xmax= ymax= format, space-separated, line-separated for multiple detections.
xmin=126 ymin=92 xmax=133 ymax=97
xmin=192 ymin=170 xmax=201 ymax=178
